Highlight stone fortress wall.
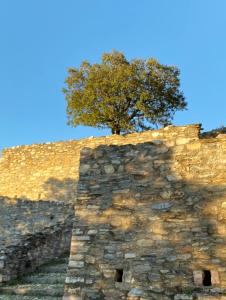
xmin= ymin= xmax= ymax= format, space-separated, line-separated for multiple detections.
xmin=64 ymin=125 xmax=226 ymax=300
xmin=0 ymin=127 xmax=196 ymax=202
xmin=1 ymin=124 xmax=226 ymax=299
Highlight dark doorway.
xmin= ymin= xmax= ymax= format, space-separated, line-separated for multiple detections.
xmin=203 ymin=270 xmax=211 ymax=286
xmin=115 ymin=269 xmax=123 ymax=282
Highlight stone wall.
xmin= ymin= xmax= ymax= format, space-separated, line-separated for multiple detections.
xmin=1 ymin=124 xmax=226 ymax=298
xmin=64 ymin=126 xmax=226 ymax=299
xmin=0 ymin=125 xmax=200 ymax=202
xmin=0 ymin=197 xmax=73 ymax=283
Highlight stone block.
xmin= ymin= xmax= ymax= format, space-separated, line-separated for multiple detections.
xmin=104 ymin=164 xmax=115 ymax=174
xmin=75 ymin=235 xmax=90 ymax=241
xmin=69 ymin=254 xmax=84 ymax=260
xmin=87 ymin=229 xmax=97 ymax=235
xmin=80 ymin=164 xmax=90 ymax=174
xmin=102 ymin=269 xmax=115 ymax=278
xmin=123 ymin=270 xmax=133 ymax=283
xmin=85 ymin=255 xmax=95 ymax=264
xmin=63 ymin=296 xmax=82 ymax=300
xmin=151 ymin=202 xmax=172 ymax=210
xmin=166 ymin=174 xmax=182 ymax=182
xmin=125 ymin=253 xmax=136 ymax=259
xmin=68 ymin=261 xmax=84 ymax=268
xmin=193 ymin=270 xmax=203 ymax=286
xmin=65 ymin=276 xmax=85 ymax=284
xmin=137 ymin=239 xmax=154 ymax=247
xmin=196 ymin=295 xmax=220 ymax=300
xmin=211 ymin=270 xmax=220 ymax=285
xmin=128 ymin=288 xmax=143 ymax=297
xmin=174 ymin=295 xmax=193 ymax=300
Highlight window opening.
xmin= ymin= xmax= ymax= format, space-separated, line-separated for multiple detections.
xmin=203 ymin=270 xmax=211 ymax=286
xmin=25 ymin=260 xmax=31 ymax=269
xmin=115 ymin=269 xmax=123 ymax=282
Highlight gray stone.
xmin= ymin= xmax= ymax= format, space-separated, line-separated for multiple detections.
xmin=65 ymin=276 xmax=85 ymax=283
xmin=125 ymin=253 xmax=136 ymax=259
xmin=104 ymin=164 xmax=115 ymax=174
xmin=152 ymin=202 xmax=172 ymax=210
xmin=80 ymin=164 xmax=90 ymax=174
xmin=128 ymin=288 xmax=143 ymax=296
xmin=68 ymin=261 xmax=84 ymax=268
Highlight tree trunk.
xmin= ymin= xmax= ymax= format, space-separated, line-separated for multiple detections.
xmin=111 ymin=128 xmax=121 ymax=135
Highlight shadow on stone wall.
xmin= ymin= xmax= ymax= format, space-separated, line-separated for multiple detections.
xmin=0 ymin=197 xmax=74 ymax=283
xmin=63 ymin=140 xmax=226 ymax=299
xmin=4 ymin=137 xmax=223 ymax=297
xmin=43 ymin=177 xmax=77 ymax=202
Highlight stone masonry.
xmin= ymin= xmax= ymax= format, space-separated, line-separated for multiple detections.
xmin=63 ymin=125 xmax=226 ymax=300
xmin=0 ymin=197 xmax=73 ymax=283
xmin=0 ymin=127 xmax=199 ymax=202
xmin=0 ymin=124 xmax=226 ymax=299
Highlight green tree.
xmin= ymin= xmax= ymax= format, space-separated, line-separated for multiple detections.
xmin=63 ymin=51 xmax=187 ymax=135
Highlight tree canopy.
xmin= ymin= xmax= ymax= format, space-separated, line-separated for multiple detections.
xmin=63 ymin=51 xmax=187 ymax=134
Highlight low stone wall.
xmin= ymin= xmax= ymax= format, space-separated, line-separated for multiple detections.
xmin=64 ymin=126 xmax=226 ymax=299
xmin=0 ymin=197 xmax=74 ymax=283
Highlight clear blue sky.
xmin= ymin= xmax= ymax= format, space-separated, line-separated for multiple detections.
xmin=0 ymin=0 xmax=225 ymax=149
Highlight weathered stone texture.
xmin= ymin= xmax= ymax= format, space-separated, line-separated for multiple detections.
xmin=64 ymin=125 xmax=226 ymax=299
xmin=0 ymin=197 xmax=73 ymax=283
xmin=0 ymin=125 xmax=199 ymax=202
xmin=1 ymin=124 xmax=226 ymax=299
